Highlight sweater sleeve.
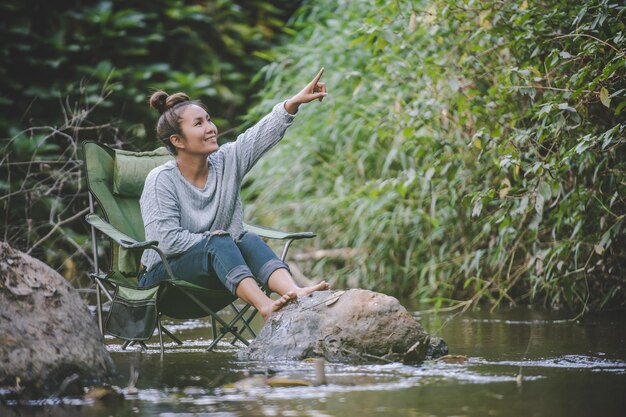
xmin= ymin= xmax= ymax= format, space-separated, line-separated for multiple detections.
xmin=221 ymin=101 xmax=296 ymax=178
xmin=140 ymin=169 xmax=203 ymax=257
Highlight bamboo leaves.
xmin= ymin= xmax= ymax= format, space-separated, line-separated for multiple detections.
xmin=243 ymin=0 xmax=625 ymax=311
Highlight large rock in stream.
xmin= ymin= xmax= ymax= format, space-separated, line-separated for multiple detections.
xmin=239 ymin=289 xmax=448 ymax=363
xmin=0 ymin=242 xmax=115 ymax=398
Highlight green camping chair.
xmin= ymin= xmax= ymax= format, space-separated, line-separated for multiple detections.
xmin=82 ymin=141 xmax=315 ymax=354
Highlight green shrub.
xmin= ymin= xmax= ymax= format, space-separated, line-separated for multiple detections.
xmin=244 ymin=0 xmax=625 ymax=312
xmin=0 ymin=0 xmax=299 ymax=140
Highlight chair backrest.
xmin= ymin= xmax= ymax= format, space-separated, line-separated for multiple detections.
xmin=82 ymin=142 xmax=173 ymax=275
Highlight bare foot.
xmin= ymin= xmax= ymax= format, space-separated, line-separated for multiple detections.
xmin=260 ymin=291 xmax=296 ymax=320
xmin=295 ymin=280 xmax=330 ymax=297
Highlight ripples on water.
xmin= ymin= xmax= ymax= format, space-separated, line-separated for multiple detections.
xmin=3 ymin=307 xmax=626 ymax=417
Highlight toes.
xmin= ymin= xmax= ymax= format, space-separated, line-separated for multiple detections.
xmin=314 ymin=281 xmax=329 ymax=291
xmin=295 ymin=282 xmax=330 ymax=297
xmin=278 ymin=292 xmax=296 ymax=305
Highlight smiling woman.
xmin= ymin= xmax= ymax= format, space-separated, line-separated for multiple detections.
xmin=137 ymin=69 xmax=329 ymax=319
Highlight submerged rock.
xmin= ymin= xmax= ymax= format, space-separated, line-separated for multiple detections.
xmin=239 ymin=289 xmax=448 ymax=363
xmin=0 ymin=242 xmax=115 ymax=398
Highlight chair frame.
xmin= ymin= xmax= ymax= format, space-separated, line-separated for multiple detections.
xmin=83 ymin=141 xmax=315 ymax=355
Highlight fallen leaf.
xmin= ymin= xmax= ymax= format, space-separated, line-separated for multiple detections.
xmin=84 ymin=386 xmax=124 ymax=402
xmin=435 ymin=354 xmax=468 ymax=364
xmin=266 ymin=377 xmax=312 ymax=387
xmin=224 ymin=375 xmax=268 ymax=389
xmin=325 ymin=291 xmax=345 ymax=306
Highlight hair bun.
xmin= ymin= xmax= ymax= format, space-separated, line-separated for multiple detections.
xmin=149 ymin=90 xmax=191 ymax=115
xmin=149 ymin=90 xmax=169 ymax=114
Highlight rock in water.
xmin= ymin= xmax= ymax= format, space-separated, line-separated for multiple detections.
xmin=239 ymin=289 xmax=448 ymax=363
xmin=0 ymin=242 xmax=115 ymax=397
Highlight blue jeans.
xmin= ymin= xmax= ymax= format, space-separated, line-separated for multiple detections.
xmin=138 ymin=231 xmax=289 ymax=294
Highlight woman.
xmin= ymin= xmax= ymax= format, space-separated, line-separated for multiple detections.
xmin=138 ymin=68 xmax=329 ymax=319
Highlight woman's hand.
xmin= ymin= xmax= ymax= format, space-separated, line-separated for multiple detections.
xmin=284 ymin=68 xmax=327 ymax=114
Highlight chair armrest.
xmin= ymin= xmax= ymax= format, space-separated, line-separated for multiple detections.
xmin=85 ymin=213 xmax=158 ymax=250
xmin=86 ymin=214 xmax=180 ymax=281
xmin=243 ymin=222 xmax=316 ymax=240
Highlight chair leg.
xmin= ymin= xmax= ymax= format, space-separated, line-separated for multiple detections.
xmin=91 ymin=276 xmax=114 ymax=336
xmin=88 ymin=198 xmax=104 ymax=334
xmin=157 ymin=315 xmax=165 ymax=358
xmin=227 ymin=304 xmax=256 ymax=338
xmin=122 ymin=340 xmax=148 ymax=351
xmin=95 ymin=284 xmax=103 ymax=335
xmin=214 ymin=303 xmax=257 ymax=348
xmin=176 ymin=288 xmax=250 ymax=349
xmin=207 ymin=329 xmax=227 ymax=351
xmin=161 ymin=326 xmax=183 ymax=345
xmin=230 ymin=303 xmax=256 ymax=337
xmin=243 ymin=308 xmax=259 ymax=337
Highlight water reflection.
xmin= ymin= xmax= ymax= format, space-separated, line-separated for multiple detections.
xmin=3 ymin=307 xmax=625 ymax=417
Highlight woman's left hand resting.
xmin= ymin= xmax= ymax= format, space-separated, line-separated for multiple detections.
xmin=284 ymin=68 xmax=327 ymax=115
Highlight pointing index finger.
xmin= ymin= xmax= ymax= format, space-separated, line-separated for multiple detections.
xmin=309 ymin=67 xmax=325 ymax=86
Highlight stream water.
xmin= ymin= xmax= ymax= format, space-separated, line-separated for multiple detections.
xmin=3 ymin=305 xmax=626 ymax=416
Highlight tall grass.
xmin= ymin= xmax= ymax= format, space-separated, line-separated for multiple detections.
xmin=243 ymin=0 xmax=626 ymax=312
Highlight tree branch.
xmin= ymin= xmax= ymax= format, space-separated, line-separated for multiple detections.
xmin=27 ymin=207 xmax=90 ymax=254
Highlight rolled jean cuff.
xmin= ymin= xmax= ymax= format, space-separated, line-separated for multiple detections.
xmin=257 ymin=259 xmax=290 ymax=286
xmin=225 ymin=265 xmax=253 ymax=294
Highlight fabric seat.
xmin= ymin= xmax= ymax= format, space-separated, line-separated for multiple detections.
xmin=82 ymin=141 xmax=315 ymax=354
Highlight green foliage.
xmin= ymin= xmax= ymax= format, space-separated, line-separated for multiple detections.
xmin=0 ymin=0 xmax=299 ymax=140
xmin=0 ymin=0 xmax=299 ymax=283
xmin=243 ymin=0 xmax=625 ymax=311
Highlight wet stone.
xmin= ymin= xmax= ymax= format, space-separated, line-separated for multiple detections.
xmin=239 ymin=289 xmax=448 ymax=363
xmin=0 ymin=242 xmax=115 ymax=398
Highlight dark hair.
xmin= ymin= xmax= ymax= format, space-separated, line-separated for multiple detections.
xmin=149 ymin=90 xmax=193 ymax=155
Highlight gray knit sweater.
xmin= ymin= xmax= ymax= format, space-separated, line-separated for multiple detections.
xmin=140 ymin=101 xmax=296 ymax=271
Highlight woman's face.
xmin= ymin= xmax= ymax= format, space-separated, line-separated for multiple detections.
xmin=173 ymin=104 xmax=219 ymax=156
